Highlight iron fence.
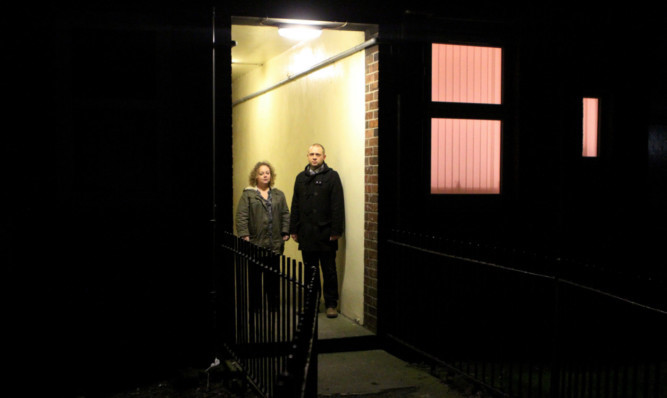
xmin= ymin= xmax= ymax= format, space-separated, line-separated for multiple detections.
xmin=384 ymin=229 xmax=666 ymax=398
xmin=218 ymin=231 xmax=319 ymax=398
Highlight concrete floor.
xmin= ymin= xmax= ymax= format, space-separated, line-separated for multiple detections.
xmin=316 ymin=313 xmax=468 ymax=398
xmin=317 ymin=312 xmax=374 ymax=340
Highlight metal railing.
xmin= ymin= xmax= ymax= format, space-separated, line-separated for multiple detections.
xmin=218 ymin=231 xmax=319 ymax=398
xmin=384 ymin=229 xmax=666 ymax=398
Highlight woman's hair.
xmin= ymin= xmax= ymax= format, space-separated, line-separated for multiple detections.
xmin=248 ymin=161 xmax=276 ymax=187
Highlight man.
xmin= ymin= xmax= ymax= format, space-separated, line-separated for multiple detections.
xmin=290 ymin=144 xmax=345 ymax=318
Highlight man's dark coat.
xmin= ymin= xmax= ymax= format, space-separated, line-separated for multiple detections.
xmin=289 ymin=163 xmax=345 ymax=252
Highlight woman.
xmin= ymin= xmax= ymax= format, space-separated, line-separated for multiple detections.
xmin=236 ymin=161 xmax=290 ymax=254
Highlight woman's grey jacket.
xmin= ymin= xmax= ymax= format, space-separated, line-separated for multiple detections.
xmin=235 ymin=187 xmax=290 ymax=254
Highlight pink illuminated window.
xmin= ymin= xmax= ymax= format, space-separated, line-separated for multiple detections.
xmin=431 ymin=43 xmax=503 ymax=194
xmin=431 ymin=118 xmax=501 ymax=194
xmin=432 ymin=43 xmax=502 ymax=104
xmin=582 ymin=98 xmax=599 ymax=157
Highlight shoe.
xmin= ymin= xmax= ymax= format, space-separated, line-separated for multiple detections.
xmin=326 ymin=307 xmax=338 ymax=318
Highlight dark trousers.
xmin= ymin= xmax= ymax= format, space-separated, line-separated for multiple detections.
xmin=248 ymin=251 xmax=280 ymax=313
xmin=302 ymin=250 xmax=339 ymax=309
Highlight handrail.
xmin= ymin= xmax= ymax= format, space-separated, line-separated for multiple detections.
xmin=388 ymin=235 xmax=667 ymax=315
xmin=274 ymin=263 xmax=320 ymax=398
xmin=384 ymin=228 xmax=666 ymax=398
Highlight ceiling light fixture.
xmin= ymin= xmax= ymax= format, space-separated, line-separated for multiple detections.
xmin=278 ymin=25 xmax=322 ymax=41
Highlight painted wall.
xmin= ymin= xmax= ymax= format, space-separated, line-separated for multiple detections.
xmin=232 ymin=29 xmax=367 ymax=323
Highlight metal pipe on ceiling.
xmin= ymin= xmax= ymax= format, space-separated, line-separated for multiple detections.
xmin=232 ymin=37 xmax=377 ymax=107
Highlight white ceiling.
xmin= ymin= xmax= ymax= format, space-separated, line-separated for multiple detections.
xmin=231 ymin=24 xmax=298 ymax=81
xmin=230 ymin=18 xmax=376 ymax=81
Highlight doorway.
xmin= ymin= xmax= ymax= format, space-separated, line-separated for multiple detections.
xmin=229 ymin=16 xmax=377 ymax=325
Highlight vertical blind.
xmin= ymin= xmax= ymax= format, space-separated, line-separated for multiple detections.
xmin=582 ymin=98 xmax=599 ymax=157
xmin=432 ymin=43 xmax=502 ymax=104
xmin=431 ymin=118 xmax=501 ymax=194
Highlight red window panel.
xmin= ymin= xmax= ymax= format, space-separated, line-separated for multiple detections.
xmin=432 ymin=43 xmax=502 ymax=104
xmin=583 ymin=98 xmax=599 ymax=157
xmin=431 ymin=118 xmax=501 ymax=194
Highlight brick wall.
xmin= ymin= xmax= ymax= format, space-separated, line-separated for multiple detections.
xmin=364 ymin=45 xmax=379 ymax=332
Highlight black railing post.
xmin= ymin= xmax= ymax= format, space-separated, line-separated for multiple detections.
xmin=549 ymin=256 xmax=562 ymax=398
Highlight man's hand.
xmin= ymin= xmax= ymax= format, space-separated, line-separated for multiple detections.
xmin=330 ymin=235 xmax=340 ymax=241
xmin=291 ymin=234 xmax=298 ymax=242
xmin=242 ymin=236 xmax=250 ymax=242
xmin=282 ymin=234 xmax=290 ymax=241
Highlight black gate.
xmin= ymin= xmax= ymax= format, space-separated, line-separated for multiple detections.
xmin=218 ymin=231 xmax=320 ymax=398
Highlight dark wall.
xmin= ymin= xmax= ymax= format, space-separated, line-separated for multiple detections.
xmin=379 ymin=5 xmax=667 ymax=276
xmin=5 ymin=4 xmax=215 ymax=396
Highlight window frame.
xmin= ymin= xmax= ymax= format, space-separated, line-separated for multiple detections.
xmin=426 ymin=41 xmax=508 ymax=196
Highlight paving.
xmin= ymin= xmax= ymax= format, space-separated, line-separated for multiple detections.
xmin=100 ymin=312 xmax=471 ymax=398
xmin=317 ymin=313 xmax=469 ymax=398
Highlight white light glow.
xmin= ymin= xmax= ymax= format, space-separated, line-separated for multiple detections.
xmin=278 ymin=26 xmax=322 ymax=41
xmin=287 ymin=47 xmax=337 ymax=79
